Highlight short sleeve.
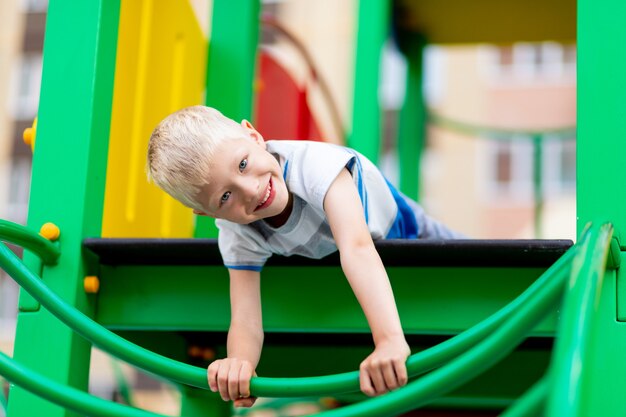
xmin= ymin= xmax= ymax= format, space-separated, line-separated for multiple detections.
xmin=216 ymin=219 xmax=273 ymax=271
xmin=282 ymin=141 xmax=355 ymax=212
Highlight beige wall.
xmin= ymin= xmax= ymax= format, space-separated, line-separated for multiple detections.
xmin=275 ymin=0 xmax=355 ymax=144
xmin=0 ymin=0 xmax=24 ymax=219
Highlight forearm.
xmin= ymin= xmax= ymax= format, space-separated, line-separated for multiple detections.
xmin=340 ymin=242 xmax=405 ymax=344
xmin=227 ymin=320 xmax=264 ymax=368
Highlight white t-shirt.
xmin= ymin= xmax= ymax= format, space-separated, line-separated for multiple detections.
xmin=216 ymin=140 xmax=421 ymax=271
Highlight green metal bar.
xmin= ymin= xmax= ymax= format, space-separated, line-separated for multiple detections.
xmin=577 ymin=0 xmax=626 ymax=246
xmin=10 ymin=0 xmax=121 ymax=416
xmin=397 ymin=34 xmax=426 ymax=200
xmin=547 ymin=223 xmax=614 ymax=417
xmin=349 ymin=0 xmax=389 ymax=163
xmin=0 ymin=219 xmax=60 ymax=265
xmin=532 ymin=134 xmax=543 ymax=238
xmin=307 ymin=238 xmax=574 ymax=417
xmin=0 ymin=350 xmax=163 ymax=417
xmin=0 ymin=237 xmax=573 ymax=398
xmin=500 ymin=375 xmax=548 ymax=417
xmin=197 ymin=0 xmax=261 ymax=238
xmin=0 ymin=239 xmax=574 ymax=417
xmin=253 ymin=247 xmax=575 ymax=397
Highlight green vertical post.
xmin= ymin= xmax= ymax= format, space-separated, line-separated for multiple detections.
xmin=532 ymin=134 xmax=543 ymax=238
xmin=577 ymin=0 xmax=626 ymax=245
xmin=397 ymin=34 xmax=426 ymax=201
xmin=196 ymin=0 xmax=261 ymax=238
xmin=349 ymin=0 xmax=389 ymax=164
xmin=8 ymin=1 xmax=120 ymax=417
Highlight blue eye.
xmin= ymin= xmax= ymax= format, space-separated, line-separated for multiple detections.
xmin=220 ymin=192 xmax=231 ymax=205
xmin=239 ymin=159 xmax=248 ymax=171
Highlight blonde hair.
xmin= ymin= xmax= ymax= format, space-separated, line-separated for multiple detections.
xmin=146 ymin=105 xmax=245 ymax=211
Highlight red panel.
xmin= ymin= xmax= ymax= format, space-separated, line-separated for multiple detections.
xmin=254 ymin=51 xmax=322 ymax=141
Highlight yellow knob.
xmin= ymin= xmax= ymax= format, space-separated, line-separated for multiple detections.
xmin=84 ymin=276 xmax=100 ymax=294
xmin=39 ymin=222 xmax=60 ymax=241
xmin=23 ymin=118 xmax=37 ymax=152
xmin=23 ymin=128 xmax=33 ymax=146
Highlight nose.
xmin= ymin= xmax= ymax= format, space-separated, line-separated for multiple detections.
xmin=237 ymin=176 xmax=260 ymax=203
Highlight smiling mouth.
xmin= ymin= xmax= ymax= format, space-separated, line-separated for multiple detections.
xmin=255 ymin=178 xmax=275 ymax=211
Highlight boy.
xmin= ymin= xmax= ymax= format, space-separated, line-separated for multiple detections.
xmin=147 ymin=105 xmax=460 ymax=408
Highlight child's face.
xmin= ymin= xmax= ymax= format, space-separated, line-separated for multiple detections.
xmin=194 ymin=130 xmax=290 ymax=225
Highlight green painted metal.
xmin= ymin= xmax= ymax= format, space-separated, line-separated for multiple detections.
xmin=577 ymin=0 xmax=626 ymax=245
xmin=578 ymin=251 xmax=626 ymax=416
xmin=9 ymin=0 xmax=121 ymax=416
xmin=500 ymin=375 xmax=548 ymax=417
xmin=0 ymin=234 xmax=573 ymax=417
xmin=0 ymin=239 xmax=562 ymax=399
xmin=0 ymin=349 xmax=163 ymax=417
xmin=97 ymin=265 xmax=556 ymax=334
xmin=196 ymin=0 xmax=261 ymax=238
xmin=397 ymin=34 xmax=426 ymax=200
xmin=532 ymin=134 xmax=543 ymax=238
xmin=302 ymin=243 xmax=570 ymax=417
xmin=349 ymin=0 xmax=389 ymax=163
xmin=180 ymin=386 xmax=231 ymax=417
xmin=547 ymin=223 xmax=613 ymax=416
xmin=0 ymin=219 xmax=60 ymax=265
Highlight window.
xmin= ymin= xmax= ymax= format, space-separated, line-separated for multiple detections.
xmin=10 ymin=54 xmax=43 ymax=119
xmin=483 ymin=42 xmax=576 ymax=79
xmin=20 ymin=0 xmax=48 ymax=13
xmin=486 ymin=136 xmax=576 ymax=200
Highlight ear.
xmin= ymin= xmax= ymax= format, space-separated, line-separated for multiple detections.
xmin=241 ymin=119 xmax=266 ymax=148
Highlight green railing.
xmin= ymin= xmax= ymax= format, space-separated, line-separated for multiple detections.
xmin=0 ymin=220 xmax=60 ymax=265
xmin=546 ymin=222 xmax=614 ymax=416
xmin=0 ymin=218 xmax=609 ymax=416
xmin=429 ymin=112 xmax=576 ymax=238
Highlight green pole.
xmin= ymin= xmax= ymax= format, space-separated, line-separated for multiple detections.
xmin=349 ymin=0 xmax=389 ymax=163
xmin=397 ymin=34 xmax=426 ymax=201
xmin=8 ymin=1 xmax=121 ymax=416
xmin=532 ymin=134 xmax=543 ymax=238
xmin=577 ymin=0 xmax=626 ymax=244
xmin=196 ymin=0 xmax=261 ymax=238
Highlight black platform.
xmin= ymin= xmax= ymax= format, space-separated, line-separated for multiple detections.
xmin=83 ymin=238 xmax=573 ymax=268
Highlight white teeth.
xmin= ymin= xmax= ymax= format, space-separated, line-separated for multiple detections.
xmin=258 ymin=182 xmax=271 ymax=207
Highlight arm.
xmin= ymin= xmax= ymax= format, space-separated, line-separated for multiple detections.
xmin=324 ymin=168 xmax=410 ymax=396
xmin=207 ymin=268 xmax=263 ymax=407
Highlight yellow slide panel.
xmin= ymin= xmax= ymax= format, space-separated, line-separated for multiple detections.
xmin=103 ymin=0 xmax=207 ymax=238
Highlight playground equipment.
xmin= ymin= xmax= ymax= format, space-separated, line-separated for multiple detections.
xmin=1 ymin=0 xmax=626 ymax=416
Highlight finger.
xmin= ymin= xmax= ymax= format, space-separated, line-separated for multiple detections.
xmin=228 ymin=361 xmax=243 ymax=400
xmin=368 ymin=362 xmax=387 ymax=395
xmin=381 ymin=360 xmax=399 ymax=391
xmin=394 ymin=359 xmax=408 ymax=387
xmin=234 ymin=397 xmax=256 ymax=408
xmin=359 ymin=365 xmax=376 ymax=397
xmin=207 ymin=361 xmax=220 ymax=392
xmin=239 ymin=361 xmax=253 ymax=398
xmin=216 ymin=362 xmax=231 ymax=401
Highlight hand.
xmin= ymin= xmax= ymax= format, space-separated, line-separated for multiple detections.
xmin=207 ymin=358 xmax=257 ymax=408
xmin=359 ymin=338 xmax=410 ymax=396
